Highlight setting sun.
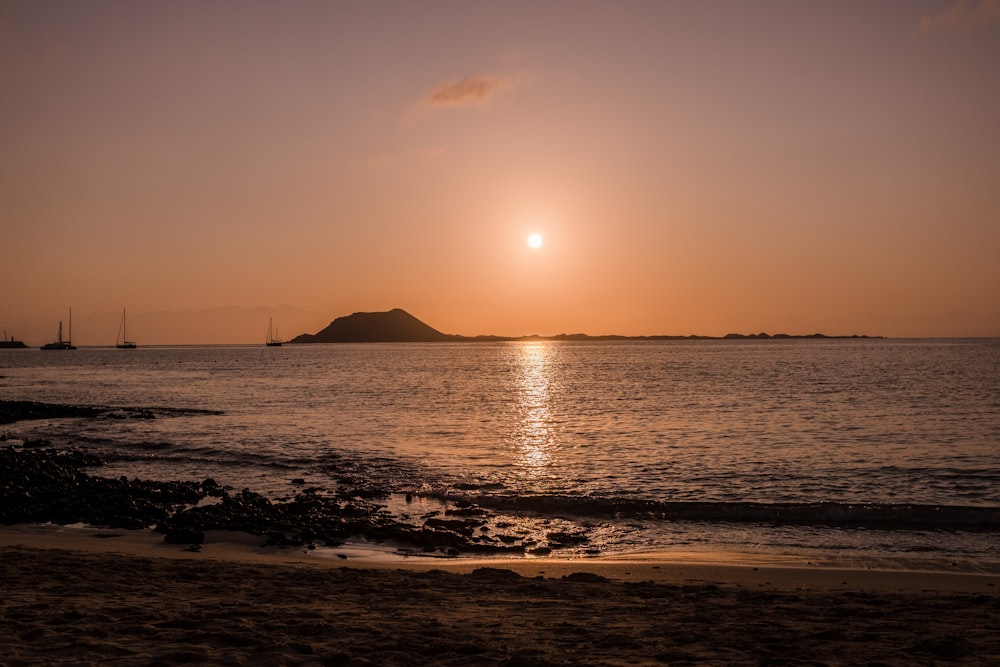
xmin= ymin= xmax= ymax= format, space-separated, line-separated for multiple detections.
xmin=1 ymin=2 xmax=997 ymax=344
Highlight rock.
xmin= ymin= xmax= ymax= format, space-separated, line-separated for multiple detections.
xmin=163 ymin=529 xmax=205 ymax=545
xmin=445 ymin=505 xmax=488 ymax=517
xmin=471 ymin=567 xmax=521 ymax=581
xmin=562 ymin=571 xmax=608 ymax=583
xmin=424 ymin=517 xmax=483 ymax=537
xmin=546 ymin=531 xmax=589 ymax=547
xmin=292 ymin=309 xmax=453 ymax=343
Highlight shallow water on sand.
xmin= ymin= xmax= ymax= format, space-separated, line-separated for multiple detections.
xmin=2 ymin=338 xmax=998 ymax=564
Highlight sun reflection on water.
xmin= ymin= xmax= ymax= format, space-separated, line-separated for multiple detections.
xmin=512 ymin=342 xmax=558 ymax=479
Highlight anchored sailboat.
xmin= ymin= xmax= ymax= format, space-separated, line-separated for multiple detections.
xmin=1 ymin=331 xmax=28 ymax=348
xmin=41 ymin=308 xmax=77 ymax=350
xmin=116 ymin=308 xmax=137 ymax=349
xmin=266 ymin=318 xmax=283 ymax=347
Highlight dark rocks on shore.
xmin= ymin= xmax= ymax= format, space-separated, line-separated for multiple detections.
xmin=0 ymin=401 xmax=104 ymax=425
xmin=445 ymin=502 xmax=489 ymax=517
xmin=0 ymin=399 xmax=581 ymax=556
xmin=424 ymin=517 xmax=482 ymax=537
xmin=470 ymin=567 xmax=522 ymax=581
xmin=545 ymin=530 xmax=591 ymax=549
xmin=0 ymin=446 xmax=207 ymax=529
xmin=155 ymin=487 xmax=394 ymax=549
xmin=0 ymin=399 xmax=223 ymax=426
xmin=0 ymin=444 xmax=530 ymax=556
xmin=162 ymin=528 xmax=205 ymax=545
xmin=562 ymin=571 xmax=609 ymax=583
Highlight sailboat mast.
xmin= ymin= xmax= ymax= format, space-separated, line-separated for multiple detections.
xmin=265 ymin=317 xmax=282 ymax=346
xmin=68 ymin=307 xmax=72 ymax=345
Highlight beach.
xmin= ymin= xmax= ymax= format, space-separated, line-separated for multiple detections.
xmin=2 ymin=526 xmax=998 ymax=666
xmin=2 ymin=347 xmax=998 ymax=666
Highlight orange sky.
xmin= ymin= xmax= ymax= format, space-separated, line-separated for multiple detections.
xmin=2 ymin=1 xmax=999 ymax=345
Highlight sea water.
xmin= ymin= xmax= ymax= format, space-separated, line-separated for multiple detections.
xmin=2 ymin=338 xmax=998 ymax=567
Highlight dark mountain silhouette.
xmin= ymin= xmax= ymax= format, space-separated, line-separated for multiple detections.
xmin=290 ymin=308 xmax=454 ymax=343
xmin=290 ymin=308 xmax=879 ymax=343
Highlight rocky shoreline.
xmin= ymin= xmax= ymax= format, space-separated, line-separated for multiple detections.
xmin=1 ymin=400 xmax=572 ymax=557
xmin=4 ymin=402 xmax=1000 ymax=666
xmin=0 ymin=399 xmax=222 ymax=426
xmin=4 ymin=398 xmax=998 ymax=560
xmin=0 ymin=443 xmax=554 ymax=555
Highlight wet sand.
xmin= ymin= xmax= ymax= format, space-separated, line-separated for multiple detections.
xmin=2 ymin=526 xmax=998 ymax=666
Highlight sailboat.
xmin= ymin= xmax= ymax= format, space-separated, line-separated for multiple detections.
xmin=41 ymin=308 xmax=77 ymax=350
xmin=116 ymin=308 xmax=137 ymax=349
xmin=1 ymin=331 xmax=28 ymax=348
xmin=266 ymin=318 xmax=283 ymax=347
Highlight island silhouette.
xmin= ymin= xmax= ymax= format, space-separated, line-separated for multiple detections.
xmin=291 ymin=308 xmax=453 ymax=343
xmin=289 ymin=308 xmax=875 ymax=343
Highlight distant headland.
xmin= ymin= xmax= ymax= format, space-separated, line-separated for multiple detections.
xmin=289 ymin=308 xmax=878 ymax=344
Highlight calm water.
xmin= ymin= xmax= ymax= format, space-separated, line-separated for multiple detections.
xmin=2 ymin=339 xmax=998 ymax=566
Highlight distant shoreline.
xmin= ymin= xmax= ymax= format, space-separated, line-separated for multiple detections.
xmin=290 ymin=331 xmax=886 ymax=344
xmin=430 ymin=332 xmax=883 ymax=343
xmin=289 ymin=308 xmax=885 ymax=344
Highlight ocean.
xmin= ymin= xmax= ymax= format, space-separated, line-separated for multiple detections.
xmin=2 ymin=338 xmax=998 ymax=568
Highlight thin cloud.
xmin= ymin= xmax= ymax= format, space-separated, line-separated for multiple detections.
xmin=920 ymin=0 xmax=1000 ymax=32
xmin=422 ymin=74 xmax=514 ymax=109
xmin=401 ymin=72 xmax=523 ymax=125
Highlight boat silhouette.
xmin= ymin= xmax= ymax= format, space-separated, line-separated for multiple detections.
xmin=1 ymin=331 xmax=28 ymax=348
xmin=116 ymin=308 xmax=137 ymax=348
xmin=41 ymin=308 xmax=76 ymax=350
xmin=266 ymin=318 xmax=283 ymax=346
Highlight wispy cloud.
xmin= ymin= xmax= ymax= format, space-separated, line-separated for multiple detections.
xmin=401 ymin=72 xmax=523 ymax=124
xmin=422 ymin=74 xmax=515 ymax=109
xmin=920 ymin=0 xmax=1000 ymax=32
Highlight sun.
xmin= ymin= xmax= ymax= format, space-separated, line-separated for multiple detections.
xmin=527 ymin=233 xmax=544 ymax=249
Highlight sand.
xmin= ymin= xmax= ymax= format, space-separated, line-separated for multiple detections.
xmin=2 ymin=525 xmax=998 ymax=666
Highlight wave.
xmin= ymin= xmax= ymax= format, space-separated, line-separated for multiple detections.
xmin=444 ymin=494 xmax=1000 ymax=532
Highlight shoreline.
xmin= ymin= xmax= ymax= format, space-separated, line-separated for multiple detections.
xmin=4 ymin=402 xmax=1000 ymax=664
xmin=3 ymin=523 xmax=997 ymax=594
xmin=3 ymin=422 xmax=998 ymax=564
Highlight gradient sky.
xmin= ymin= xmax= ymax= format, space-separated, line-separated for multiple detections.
xmin=2 ymin=1 xmax=999 ymax=345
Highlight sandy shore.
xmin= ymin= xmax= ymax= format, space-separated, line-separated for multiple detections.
xmin=2 ymin=525 xmax=998 ymax=666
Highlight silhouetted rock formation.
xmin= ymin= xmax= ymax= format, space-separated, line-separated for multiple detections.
xmin=290 ymin=308 xmax=454 ymax=343
xmin=289 ymin=308 xmax=879 ymax=343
